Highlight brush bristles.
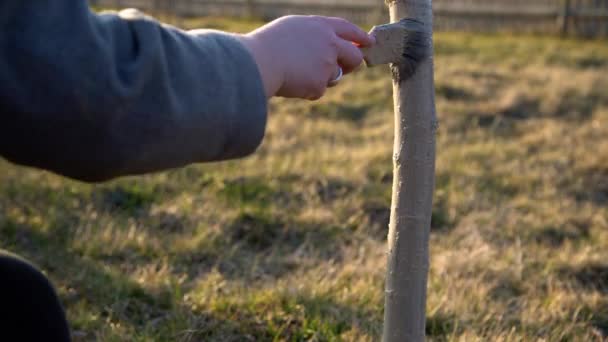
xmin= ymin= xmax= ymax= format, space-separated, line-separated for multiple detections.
xmin=395 ymin=18 xmax=431 ymax=82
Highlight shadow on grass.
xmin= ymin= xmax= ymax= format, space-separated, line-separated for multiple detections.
xmin=308 ymin=101 xmax=372 ymax=122
xmin=592 ymin=311 xmax=608 ymax=339
xmin=176 ymin=210 xmax=352 ymax=281
xmin=90 ymin=177 xmax=193 ymax=216
xmin=557 ymin=263 xmax=608 ymax=294
xmin=94 ymin=185 xmax=158 ymax=214
xmin=426 ymin=313 xmax=462 ymax=339
xmin=572 ymin=167 xmax=608 ymax=206
xmin=218 ymin=176 xmax=304 ymax=209
xmin=360 ymin=201 xmax=390 ymax=240
xmin=218 ymin=175 xmax=356 ymax=209
xmin=436 ymin=84 xmax=476 ymax=102
xmin=443 ymin=112 xmax=520 ymax=137
xmin=530 ymin=220 xmax=591 ymax=247
xmin=447 ymin=86 xmax=605 ymax=137
xmin=285 ymin=293 xmax=382 ymax=340
xmin=547 ymin=51 xmax=608 ymax=69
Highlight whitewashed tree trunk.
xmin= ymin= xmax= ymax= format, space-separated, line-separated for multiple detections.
xmin=382 ymin=0 xmax=437 ymax=341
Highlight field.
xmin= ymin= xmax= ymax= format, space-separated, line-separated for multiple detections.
xmin=1 ymin=16 xmax=608 ymax=341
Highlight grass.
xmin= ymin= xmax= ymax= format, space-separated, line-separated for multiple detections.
xmin=1 ymin=16 xmax=608 ymax=341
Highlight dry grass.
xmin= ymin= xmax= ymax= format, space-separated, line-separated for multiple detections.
xmin=1 ymin=17 xmax=607 ymax=341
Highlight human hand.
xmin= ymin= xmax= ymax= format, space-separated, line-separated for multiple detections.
xmin=236 ymin=16 xmax=375 ymax=100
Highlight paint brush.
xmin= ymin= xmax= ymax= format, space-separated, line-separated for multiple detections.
xmin=359 ymin=18 xmax=432 ymax=80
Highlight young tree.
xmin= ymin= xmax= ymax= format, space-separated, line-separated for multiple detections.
xmin=382 ymin=0 xmax=437 ymax=341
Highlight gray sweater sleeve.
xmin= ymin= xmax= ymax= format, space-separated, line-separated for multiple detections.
xmin=0 ymin=2 xmax=267 ymax=182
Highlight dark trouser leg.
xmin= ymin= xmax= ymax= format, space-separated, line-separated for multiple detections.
xmin=0 ymin=251 xmax=71 ymax=342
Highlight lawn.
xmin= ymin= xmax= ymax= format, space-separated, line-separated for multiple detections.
xmin=1 ymin=16 xmax=607 ymax=341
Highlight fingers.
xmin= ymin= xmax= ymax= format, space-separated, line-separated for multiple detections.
xmin=324 ymin=17 xmax=372 ymax=74
xmin=335 ymin=39 xmax=364 ymax=74
xmin=323 ymin=17 xmax=375 ymax=46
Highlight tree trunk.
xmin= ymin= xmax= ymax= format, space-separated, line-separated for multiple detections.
xmin=382 ymin=0 xmax=437 ymax=341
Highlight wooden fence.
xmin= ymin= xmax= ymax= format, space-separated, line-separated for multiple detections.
xmin=91 ymin=0 xmax=608 ymax=37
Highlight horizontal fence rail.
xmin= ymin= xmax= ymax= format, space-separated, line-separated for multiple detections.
xmin=91 ymin=0 xmax=608 ymax=37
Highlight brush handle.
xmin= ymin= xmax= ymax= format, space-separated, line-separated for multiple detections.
xmin=360 ymin=23 xmax=406 ymax=66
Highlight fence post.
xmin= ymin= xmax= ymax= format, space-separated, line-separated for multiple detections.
xmin=560 ymin=0 xmax=572 ymax=36
xmin=173 ymin=0 xmax=183 ymax=28
xmin=246 ymin=0 xmax=257 ymax=19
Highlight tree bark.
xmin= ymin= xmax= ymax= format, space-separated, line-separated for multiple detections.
xmin=382 ymin=0 xmax=437 ymax=341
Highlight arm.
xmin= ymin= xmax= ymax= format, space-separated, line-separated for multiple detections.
xmin=0 ymin=3 xmax=267 ymax=182
xmin=0 ymin=2 xmax=373 ymax=183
